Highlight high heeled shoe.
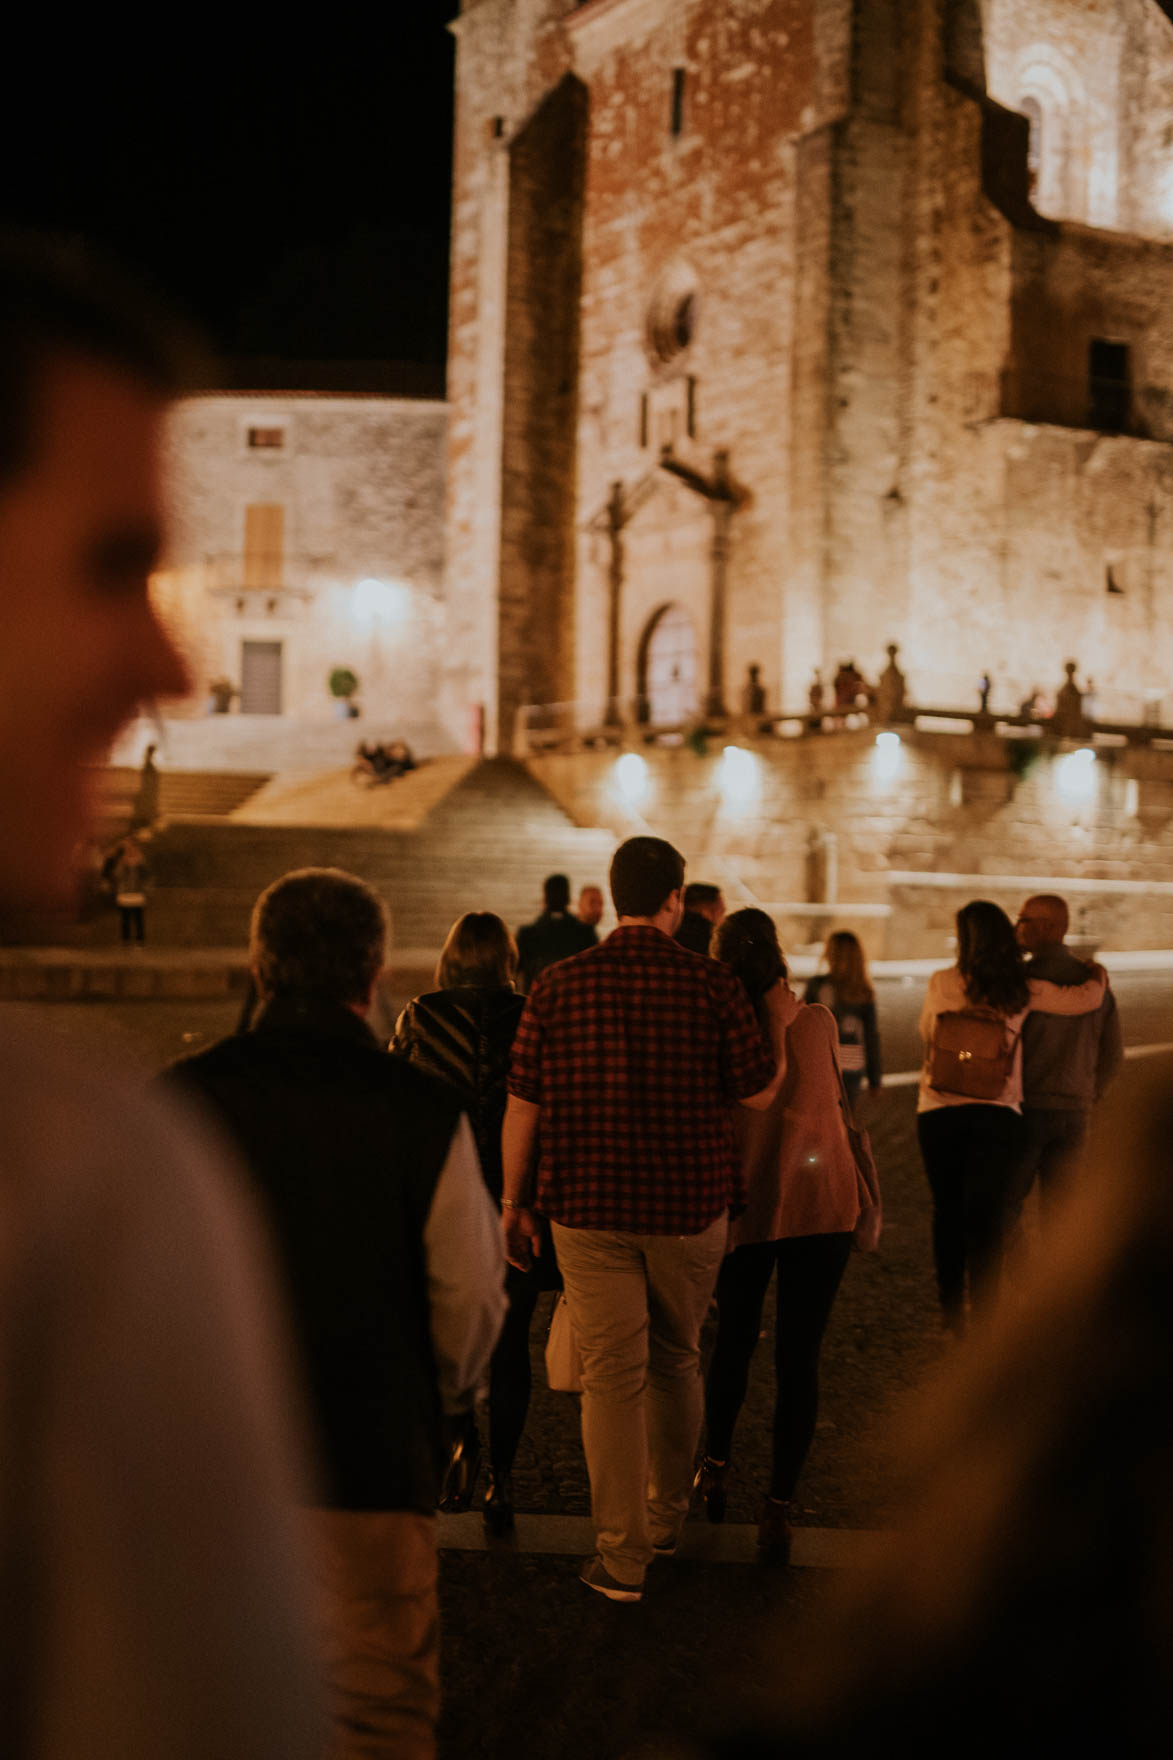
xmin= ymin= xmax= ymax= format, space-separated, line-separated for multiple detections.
xmin=693 ymin=1455 xmax=729 ymax=1524
xmin=438 ymin=1421 xmax=481 ymax=1513
xmin=482 ymin=1471 xmax=515 ymax=1537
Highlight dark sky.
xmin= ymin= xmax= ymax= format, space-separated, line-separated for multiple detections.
xmin=1 ymin=6 xmax=460 ymax=366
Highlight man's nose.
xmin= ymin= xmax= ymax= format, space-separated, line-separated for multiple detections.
xmin=135 ymin=600 xmax=193 ymax=707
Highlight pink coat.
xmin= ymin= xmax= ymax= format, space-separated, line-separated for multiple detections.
xmin=731 ymin=1001 xmax=864 ymax=1246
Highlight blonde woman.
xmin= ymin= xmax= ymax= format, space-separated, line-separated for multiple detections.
xmin=804 ymin=930 xmax=882 ymax=1106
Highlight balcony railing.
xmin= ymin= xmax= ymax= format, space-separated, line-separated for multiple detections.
xmin=999 ymin=368 xmax=1171 ymax=442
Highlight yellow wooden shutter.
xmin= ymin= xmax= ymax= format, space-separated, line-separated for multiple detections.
xmin=243 ymin=504 xmax=284 ymax=590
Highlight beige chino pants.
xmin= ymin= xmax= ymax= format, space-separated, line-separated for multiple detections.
xmin=310 ymin=1508 xmax=439 ymax=1760
xmin=551 ymin=1214 xmax=728 ymax=1585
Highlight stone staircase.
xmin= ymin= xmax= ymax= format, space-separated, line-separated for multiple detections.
xmin=98 ymin=767 xmax=272 ymax=828
xmin=7 ymin=759 xmax=616 ymax=953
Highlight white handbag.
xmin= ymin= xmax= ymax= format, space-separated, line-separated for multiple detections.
xmin=544 ymin=1293 xmax=583 ymax=1393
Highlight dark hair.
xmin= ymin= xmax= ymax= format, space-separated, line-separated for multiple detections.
xmin=683 ymin=882 xmax=722 ymax=910
xmin=0 ymin=233 xmax=209 ymax=489
xmin=712 ymin=907 xmax=787 ymax=1026
xmin=543 ymin=873 xmax=571 ymax=912
xmin=436 ymin=911 xmax=517 ymax=989
xmin=823 ymin=929 xmax=875 ymax=1004
xmin=251 ymin=868 xmax=387 ymax=1007
xmin=609 ymin=836 xmax=685 ymax=918
xmin=956 ymin=899 xmax=1030 ymax=1015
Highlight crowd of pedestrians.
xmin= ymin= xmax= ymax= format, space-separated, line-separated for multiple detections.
xmin=1 ymin=235 xmax=1156 ymax=1759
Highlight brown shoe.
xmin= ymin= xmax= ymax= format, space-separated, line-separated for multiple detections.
xmin=693 ymin=1456 xmax=729 ymax=1524
xmin=757 ymin=1496 xmax=794 ymax=1567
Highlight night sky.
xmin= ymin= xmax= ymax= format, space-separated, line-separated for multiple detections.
xmin=1 ymin=6 xmax=460 ymax=369
xmin=6 ymin=4 xmax=1172 ymax=377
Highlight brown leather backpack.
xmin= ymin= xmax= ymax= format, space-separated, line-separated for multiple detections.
xmin=929 ymin=1008 xmax=1019 ymax=1100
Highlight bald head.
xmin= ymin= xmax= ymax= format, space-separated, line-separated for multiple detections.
xmin=1016 ymin=893 xmax=1069 ymax=955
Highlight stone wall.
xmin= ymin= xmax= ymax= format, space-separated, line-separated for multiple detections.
xmin=527 ymin=727 xmax=1173 ymax=956
xmin=159 ymin=394 xmax=452 ymax=754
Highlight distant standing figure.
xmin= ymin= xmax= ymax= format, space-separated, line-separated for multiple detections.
xmin=742 ymin=663 xmax=768 ymax=729
xmin=576 ymin=885 xmax=604 ymax=936
xmin=697 ymin=911 xmax=879 ymax=1566
xmin=1051 ymin=661 xmax=1085 ymax=736
xmin=516 ymin=874 xmax=595 ymax=990
xmin=675 ymin=881 xmax=726 ymax=956
xmin=111 ymin=835 xmax=151 ymax=944
xmin=803 ymin=930 xmax=882 ymax=1107
xmin=978 ymin=672 xmax=992 ymax=715
xmin=873 ymin=644 xmax=906 ymax=721
xmin=392 ymin=912 xmax=558 ymax=1537
xmin=833 ymin=660 xmax=866 ymax=711
xmin=130 ymin=741 xmax=159 ymax=829
xmin=808 ymin=669 xmax=825 ymax=723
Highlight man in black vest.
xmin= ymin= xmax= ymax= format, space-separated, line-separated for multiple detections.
xmin=516 ymin=872 xmax=596 ymax=989
xmin=167 ymin=867 xmax=504 ymax=1759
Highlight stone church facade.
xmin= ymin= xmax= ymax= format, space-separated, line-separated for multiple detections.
xmin=446 ymin=0 xmax=1173 ymax=751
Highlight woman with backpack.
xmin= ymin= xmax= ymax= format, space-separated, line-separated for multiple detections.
xmin=391 ymin=911 xmax=558 ymax=1534
xmin=804 ymin=929 xmax=882 ymax=1108
xmin=918 ymin=899 xmax=1105 ymax=1333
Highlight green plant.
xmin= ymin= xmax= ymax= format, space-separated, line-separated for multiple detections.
xmin=328 ymin=666 xmax=359 ymax=701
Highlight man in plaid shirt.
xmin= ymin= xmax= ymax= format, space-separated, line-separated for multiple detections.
xmin=502 ymin=836 xmax=789 ymax=1600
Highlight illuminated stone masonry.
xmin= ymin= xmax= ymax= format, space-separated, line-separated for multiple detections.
xmin=152 ymin=390 xmax=457 ymax=764
xmin=447 ymin=0 xmax=1173 ymax=747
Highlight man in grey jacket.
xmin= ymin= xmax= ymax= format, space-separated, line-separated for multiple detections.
xmin=1014 ymin=893 xmax=1124 ymax=1212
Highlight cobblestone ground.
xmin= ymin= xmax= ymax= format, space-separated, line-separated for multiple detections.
xmin=7 ymin=996 xmax=1169 ymax=1759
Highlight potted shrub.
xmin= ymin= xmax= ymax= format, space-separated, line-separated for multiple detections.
xmin=208 ymin=677 xmax=238 ymax=714
xmin=329 ymin=666 xmax=361 ymax=719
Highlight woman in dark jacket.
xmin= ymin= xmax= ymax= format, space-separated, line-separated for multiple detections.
xmin=392 ymin=911 xmax=558 ymax=1533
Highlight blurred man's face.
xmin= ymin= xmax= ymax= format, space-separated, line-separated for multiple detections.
xmin=578 ymin=886 xmax=604 ymax=926
xmin=0 ymin=354 xmax=190 ymax=906
xmin=1015 ymin=898 xmax=1064 ymax=954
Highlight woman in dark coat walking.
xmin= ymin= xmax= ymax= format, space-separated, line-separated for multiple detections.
xmin=392 ymin=911 xmax=558 ymax=1532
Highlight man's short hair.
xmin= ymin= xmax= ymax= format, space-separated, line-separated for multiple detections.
xmin=683 ymin=882 xmax=722 ymax=911
xmin=1023 ymin=892 xmax=1070 ymax=936
xmin=0 ymin=233 xmax=208 ymax=489
xmin=251 ymin=868 xmax=387 ymax=1007
xmin=609 ymin=837 xmax=685 ymax=919
xmin=543 ymin=873 xmax=571 ymax=912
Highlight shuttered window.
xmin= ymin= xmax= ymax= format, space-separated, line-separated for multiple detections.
xmin=240 ymin=640 xmax=283 ymax=715
xmin=243 ymin=504 xmax=284 ymax=590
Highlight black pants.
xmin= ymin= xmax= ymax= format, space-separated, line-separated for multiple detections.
xmin=1012 ymin=1108 xmax=1090 ymax=1219
xmin=487 ymin=1231 xmax=562 ymax=1478
xmin=118 ymin=904 xmax=145 ymax=943
xmin=703 ymin=1234 xmax=853 ymax=1501
xmin=918 ymin=1105 xmax=1027 ymax=1329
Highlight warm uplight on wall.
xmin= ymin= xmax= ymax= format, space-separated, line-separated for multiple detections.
xmin=720 ymin=744 xmax=759 ymax=807
xmin=872 ymin=729 xmax=902 ymax=782
xmin=353 ymin=577 xmax=410 ymax=627
xmin=615 ymin=751 xmax=650 ymax=804
xmin=1056 ymin=746 xmax=1097 ymax=802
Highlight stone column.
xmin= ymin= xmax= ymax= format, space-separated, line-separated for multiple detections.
xmin=605 ymin=481 xmax=625 ymax=726
xmin=705 ymin=451 xmax=732 ymax=719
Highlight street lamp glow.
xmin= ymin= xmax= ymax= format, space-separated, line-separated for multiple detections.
xmin=353 ymin=577 xmax=410 ymax=626
xmin=720 ymin=744 xmax=759 ymax=807
xmin=873 ymin=729 xmax=902 ymax=781
xmin=1056 ymin=746 xmax=1097 ymax=801
xmin=615 ymin=751 xmax=649 ymax=803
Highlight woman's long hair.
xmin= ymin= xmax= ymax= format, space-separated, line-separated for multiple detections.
xmin=955 ymin=899 xmax=1030 ymax=1015
xmin=822 ymin=929 xmax=874 ymax=1004
xmin=435 ymin=912 xmax=518 ymax=990
xmin=712 ymin=907 xmax=787 ymax=1029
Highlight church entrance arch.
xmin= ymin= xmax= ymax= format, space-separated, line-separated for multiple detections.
xmin=637 ymin=603 xmax=699 ymax=725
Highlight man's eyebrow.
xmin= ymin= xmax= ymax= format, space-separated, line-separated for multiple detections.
xmin=88 ymin=524 xmax=163 ymax=576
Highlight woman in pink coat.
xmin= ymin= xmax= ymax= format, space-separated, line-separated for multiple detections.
xmin=695 ymin=909 xmax=880 ymax=1565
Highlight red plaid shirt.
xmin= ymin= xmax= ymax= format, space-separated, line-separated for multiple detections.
xmin=507 ymin=924 xmax=775 ymax=1233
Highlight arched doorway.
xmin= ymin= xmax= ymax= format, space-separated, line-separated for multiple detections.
xmin=638 ymin=603 xmax=699 ymax=725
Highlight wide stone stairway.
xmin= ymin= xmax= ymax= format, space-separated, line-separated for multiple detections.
xmin=5 ymin=758 xmax=616 ymax=955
